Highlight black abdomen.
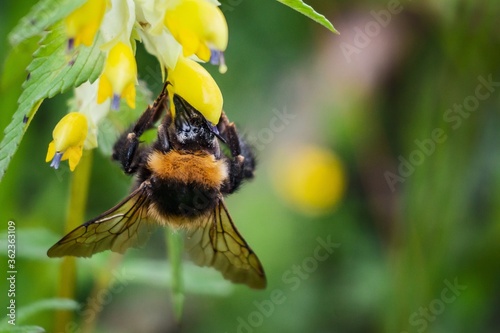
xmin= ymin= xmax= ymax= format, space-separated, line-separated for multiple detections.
xmin=149 ymin=177 xmax=218 ymax=218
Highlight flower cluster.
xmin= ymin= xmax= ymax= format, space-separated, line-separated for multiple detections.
xmin=47 ymin=0 xmax=228 ymax=171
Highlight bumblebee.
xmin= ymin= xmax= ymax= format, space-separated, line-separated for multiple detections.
xmin=47 ymin=84 xmax=266 ymax=289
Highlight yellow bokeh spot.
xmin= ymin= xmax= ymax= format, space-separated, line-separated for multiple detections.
xmin=65 ymin=0 xmax=107 ymax=48
xmin=46 ymin=112 xmax=88 ymax=171
xmin=165 ymin=0 xmax=228 ymax=62
xmin=273 ymin=146 xmax=346 ymax=216
xmin=97 ymin=42 xmax=137 ymax=109
xmin=167 ymin=56 xmax=223 ymax=125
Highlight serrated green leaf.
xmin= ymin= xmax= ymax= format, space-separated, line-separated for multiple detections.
xmin=276 ymin=0 xmax=338 ymax=33
xmin=0 ymin=23 xmax=105 ymax=182
xmin=8 ymin=0 xmax=87 ymax=46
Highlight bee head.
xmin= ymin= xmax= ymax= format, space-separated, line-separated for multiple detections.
xmin=172 ymin=95 xmax=217 ymax=148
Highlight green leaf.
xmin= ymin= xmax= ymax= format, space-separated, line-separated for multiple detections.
xmin=276 ymin=0 xmax=338 ymax=33
xmin=0 ymin=23 xmax=105 ymax=182
xmin=8 ymin=0 xmax=87 ymax=46
xmin=0 ymin=298 xmax=79 ymax=329
xmin=17 ymin=299 xmax=80 ymax=324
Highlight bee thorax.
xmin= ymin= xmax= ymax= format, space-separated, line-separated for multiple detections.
xmin=147 ymin=150 xmax=228 ymax=187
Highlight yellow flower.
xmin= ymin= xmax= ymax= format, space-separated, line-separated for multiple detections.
xmin=97 ymin=42 xmax=137 ymax=110
xmin=64 ymin=0 xmax=107 ymax=49
xmin=165 ymin=0 xmax=228 ymax=72
xmin=167 ymin=57 xmax=223 ymax=125
xmin=273 ymin=146 xmax=346 ymax=216
xmin=46 ymin=113 xmax=88 ymax=171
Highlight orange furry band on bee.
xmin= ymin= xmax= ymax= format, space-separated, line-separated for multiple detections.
xmin=147 ymin=150 xmax=228 ymax=188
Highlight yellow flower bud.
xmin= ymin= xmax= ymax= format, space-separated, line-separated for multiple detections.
xmin=273 ymin=146 xmax=346 ymax=215
xmin=97 ymin=42 xmax=137 ymax=110
xmin=46 ymin=112 xmax=88 ymax=171
xmin=167 ymin=57 xmax=223 ymax=125
xmin=165 ymin=0 xmax=228 ymax=72
xmin=65 ymin=0 xmax=107 ymax=49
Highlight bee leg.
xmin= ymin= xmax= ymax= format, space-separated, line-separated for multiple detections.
xmin=218 ymin=112 xmax=256 ymax=194
xmin=155 ymin=107 xmax=173 ymax=152
xmin=112 ymin=129 xmax=141 ymax=174
xmin=217 ymin=112 xmax=241 ymax=156
xmin=112 ymin=86 xmax=169 ymax=174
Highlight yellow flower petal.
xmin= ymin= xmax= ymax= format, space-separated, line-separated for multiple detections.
xmin=46 ymin=112 xmax=88 ymax=171
xmin=122 ymin=81 xmax=136 ymax=109
xmin=167 ymin=57 xmax=223 ymax=125
xmin=196 ymin=44 xmax=212 ymax=63
xmin=65 ymin=0 xmax=107 ymax=48
xmin=165 ymin=0 xmax=228 ymax=62
xmin=52 ymin=113 xmax=88 ymax=152
xmin=45 ymin=141 xmax=56 ymax=162
xmin=97 ymin=42 xmax=137 ymax=109
xmin=97 ymin=74 xmax=113 ymax=104
xmin=65 ymin=146 xmax=84 ymax=171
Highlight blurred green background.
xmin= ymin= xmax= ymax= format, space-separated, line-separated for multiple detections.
xmin=1 ymin=0 xmax=500 ymax=332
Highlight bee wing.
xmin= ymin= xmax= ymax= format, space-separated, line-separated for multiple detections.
xmin=47 ymin=184 xmax=154 ymax=258
xmin=185 ymin=199 xmax=267 ymax=289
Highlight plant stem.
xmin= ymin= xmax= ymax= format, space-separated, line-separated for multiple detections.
xmin=54 ymin=150 xmax=93 ymax=332
xmin=167 ymin=229 xmax=185 ymax=321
